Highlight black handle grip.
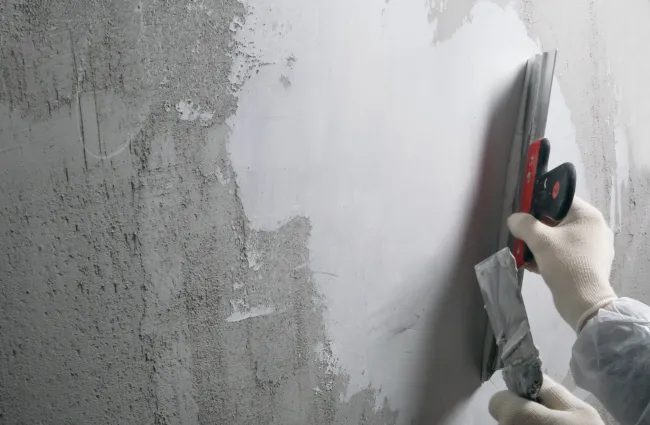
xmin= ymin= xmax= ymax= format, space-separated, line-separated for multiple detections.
xmin=531 ymin=162 xmax=576 ymax=222
xmin=523 ymin=161 xmax=576 ymax=263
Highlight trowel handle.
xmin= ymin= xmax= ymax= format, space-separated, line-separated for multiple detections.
xmin=512 ymin=138 xmax=577 ymax=268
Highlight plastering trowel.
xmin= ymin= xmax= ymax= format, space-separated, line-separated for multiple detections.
xmin=475 ymin=50 xmax=577 ymax=400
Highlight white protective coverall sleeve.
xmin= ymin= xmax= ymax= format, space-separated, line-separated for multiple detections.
xmin=571 ymin=297 xmax=650 ymax=425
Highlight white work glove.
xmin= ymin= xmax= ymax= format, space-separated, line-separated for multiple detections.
xmin=489 ymin=375 xmax=605 ymax=425
xmin=508 ymin=197 xmax=617 ymax=331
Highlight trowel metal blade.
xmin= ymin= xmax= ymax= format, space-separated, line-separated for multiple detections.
xmin=479 ymin=50 xmax=557 ymax=382
xmin=475 ymin=248 xmax=542 ymax=400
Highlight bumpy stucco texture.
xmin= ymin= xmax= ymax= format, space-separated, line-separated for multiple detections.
xmin=0 ymin=0 xmax=393 ymax=424
xmin=1 ymin=0 xmax=649 ymax=424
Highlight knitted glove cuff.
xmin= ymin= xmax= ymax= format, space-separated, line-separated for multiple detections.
xmin=575 ymin=295 xmax=618 ymax=333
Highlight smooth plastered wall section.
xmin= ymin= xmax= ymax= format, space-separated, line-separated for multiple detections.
xmin=228 ymin=1 xmax=584 ymax=423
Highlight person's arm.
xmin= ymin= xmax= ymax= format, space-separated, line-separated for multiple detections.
xmin=490 ymin=197 xmax=650 ymax=425
xmin=571 ymin=297 xmax=650 ymax=425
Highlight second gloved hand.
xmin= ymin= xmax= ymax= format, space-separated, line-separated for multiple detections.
xmin=507 ymin=197 xmax=617 ymax=332
xmin=489 ymin=375 xmax=605 ymax=425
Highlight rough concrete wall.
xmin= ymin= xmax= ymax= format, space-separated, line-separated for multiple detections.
xmin=0 ymin=1 xmax=395 ymax=424
xmin=1 ymin=0 xmax=649 ymax=425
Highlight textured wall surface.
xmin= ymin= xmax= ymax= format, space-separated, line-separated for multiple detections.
xmin=1 ymin=0 xmax=648 ymax=424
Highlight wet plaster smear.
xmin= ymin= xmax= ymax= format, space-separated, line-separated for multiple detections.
xmin=0 ymin=0 xmax=648 ymax=424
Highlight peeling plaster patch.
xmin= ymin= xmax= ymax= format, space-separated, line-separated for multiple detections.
xmin=426 ymin=0 xmax=510 ymax=43
xmin=228 ymin=2 xmax=305 ymax=91
xmin=226 ymin=304 xmax=276 ymax=322
xmin=175 ymin=100 xmax=214 ymax=125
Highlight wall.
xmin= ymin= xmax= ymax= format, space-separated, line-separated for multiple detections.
xmin=1 ymin=0 xmax=648 ymax=424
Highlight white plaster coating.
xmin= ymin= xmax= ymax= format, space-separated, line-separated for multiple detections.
xmin=229 ymin=0 xmax=585 ymax=421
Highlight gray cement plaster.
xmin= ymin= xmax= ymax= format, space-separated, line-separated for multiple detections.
xmin=0 ymin=1 xmax=391 ymax=424
xmin=2 ymin=1 xmax=649 ymax=424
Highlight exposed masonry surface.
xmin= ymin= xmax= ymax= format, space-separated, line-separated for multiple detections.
xmin=0 ymin=0 xmax=394 ymax=423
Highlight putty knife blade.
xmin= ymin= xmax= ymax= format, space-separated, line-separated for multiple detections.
xmin=475 ymin=247 xmax=542 ymax=400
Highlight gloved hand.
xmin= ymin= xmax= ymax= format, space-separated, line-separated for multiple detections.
xmin=489 ymin=375 xmax=605 ymax=425
xmin=508 ymin=197 xmax=617 ymax=331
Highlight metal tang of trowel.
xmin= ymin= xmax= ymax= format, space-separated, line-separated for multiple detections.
xmin=475 ymin=50 xmax=577 ymax=401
